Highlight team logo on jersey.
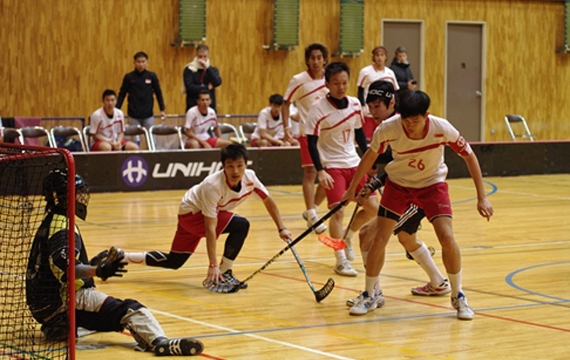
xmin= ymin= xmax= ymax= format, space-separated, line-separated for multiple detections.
xmin=121 ymin=156 xmax=149 ymax=187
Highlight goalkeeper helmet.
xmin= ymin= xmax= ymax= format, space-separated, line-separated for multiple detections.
xmin=43 ymin=169 xmax=90 ymax=220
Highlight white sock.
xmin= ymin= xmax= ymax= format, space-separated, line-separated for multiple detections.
xmin=219 ymin=257 xmax=234 ymax=273
xmin=361 ymin=250 xmax=368 ymax=268
xmin=125 ymin=252 xmax=146 ymax=264
xmin=306 ymin=208 xmax=317 ymax=219
xmin=448 ymin=271 xmax=463 ymax=297
xmin=410 ymin=243 xmax=445 ymax=286
xmin=365 ymin=276 xmax=380 ymax=296
xmin=344 ymin=228 xmax=354 ymax=241
xmin=334 ymin=249 xmax=347 ymax=263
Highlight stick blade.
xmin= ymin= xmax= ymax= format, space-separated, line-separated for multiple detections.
xmin=314 ymin=278 xmax=335 ymax=302
xmin=317 ymin=234 xmax=346 ymax=250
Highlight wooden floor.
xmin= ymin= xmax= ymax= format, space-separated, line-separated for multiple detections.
xmin=76 ymin=174 xmax=570 ymax=360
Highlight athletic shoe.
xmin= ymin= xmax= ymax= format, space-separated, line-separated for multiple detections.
xmin=155 ymin=337 xmax=204 ymax=356
xmin=411 ymin=279 xmax=452 ymax=296
xmin=89 ymin=246 xmax=124 ymax=265
xmin=343 ymin=229 xmax=355 ymax=261
xmin=334 ymin=260 xmax=358 ymax=277
xmin=349 ymin=291 xmax=385 ymax=315
xmin=221 ymin=269 xmax=248 ymax=289
xmin=451 ymin=292 xmax=475 ymax=320
xmin=302 ymin=211 xmax=328 ymax=235
xmin=202 ymin=278 xmax=239 ymax=293
xmin=346 ymin=293 xmax=362 ymax=307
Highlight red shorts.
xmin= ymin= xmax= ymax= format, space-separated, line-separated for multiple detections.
xmin=380 ymin=179 xmax=452 ymax=221
xmin=170 ymin=211 xmax=234 ymax=253
xmin=91 ymin=139 xmax=128 ymax=151
xmin=298 ymin=136 xmax=313 ymax=167
xmin=202 ymin=137 xmax=218 ymax=148
xmin=324 ymin=167 xmax=371 ymax=207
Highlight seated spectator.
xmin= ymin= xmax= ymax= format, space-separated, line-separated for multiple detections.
xmin=89 ymin=89 xmax=139 ymax=151
xmin=250 ymin=94 xmax=299 ymax=147
xmin=183 ymin=90 xmax=230 ymax=149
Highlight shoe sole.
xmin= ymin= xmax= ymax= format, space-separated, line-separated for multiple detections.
xmin=349 ymin=299 xmax=385 ymax=316
xmin=411 ymin=288 xmax=452 ymax=296
xmin=334 ymin=269 xmax=358 ymax=277
xmin=155 ymin=339 xmax=204 ymax=356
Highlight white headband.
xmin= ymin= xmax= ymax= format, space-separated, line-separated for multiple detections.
xmin=368 ymin=89 xmax=395 ymax=99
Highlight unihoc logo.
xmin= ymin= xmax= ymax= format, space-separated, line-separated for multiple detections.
xmin=152 ymin=160 xmax=253 ymax=178
xmin=122 ymin=156 xmax=149 ymax=187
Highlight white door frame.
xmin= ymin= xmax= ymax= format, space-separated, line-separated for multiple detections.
xmin=444 ymin=21 xmax=487 ymax=141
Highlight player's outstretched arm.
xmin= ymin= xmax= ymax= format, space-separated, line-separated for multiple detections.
xmin=463 ymin=152 xmax=494 ymax=221
xmin=95 ymin=256 xmax=128 ymax=280
xmin=342 ymin=149 xmax=378 ymax=204
xmin=262 ymin=196 xmax=292 ymax=241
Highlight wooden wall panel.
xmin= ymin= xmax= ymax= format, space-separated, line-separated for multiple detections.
xmin=1 ymin=0 xmax=569 ymax=140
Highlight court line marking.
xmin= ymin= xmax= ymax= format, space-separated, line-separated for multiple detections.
xmin=149 ymin=309 xmax=354 ymax=360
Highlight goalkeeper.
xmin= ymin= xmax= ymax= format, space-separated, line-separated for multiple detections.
xmin=26 ymin=170 xmax=203 ymax=356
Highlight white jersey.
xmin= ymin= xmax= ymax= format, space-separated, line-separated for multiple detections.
xmin=284 ymin=70 xmax=329 ymax=135
xmin=370 ymin=114 xmax=472 ymax=188
xmin=179 ymin=169 xmax=269 ymax=218
xmin=357 ymin=65 xmax=400 ymax=101
xmin=251 ymin=107 xmax=285 ymax=140
xmin=89 ymin=107 xmax=125 ymax=142
xmin=185 ymin=106 xmax=218 ymax=141
xmin=305 ymin=96 xmax=364 ymax=169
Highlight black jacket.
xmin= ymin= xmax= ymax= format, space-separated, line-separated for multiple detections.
xmin=117 ymin=69 xmax=165 ymax=119
xmin=390 ymin=58 xmax=414 ymax=91
xmin=183 ymin=66 xmax=222 ymax=111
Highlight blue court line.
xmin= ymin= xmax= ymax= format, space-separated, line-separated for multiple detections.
xmin=505 ymin=261 xmax=570 ymax=302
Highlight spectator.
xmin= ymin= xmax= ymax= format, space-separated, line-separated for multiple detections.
xmin=390 ymin=46 xmax=417 ymax=92
xmin=356 ymin=46 xmax=399 ymax=106
xmin=183 ymin=44 xmax=222 ymax=112
xmin=183 ymin=90 xmax=230 ymax=149
xmin=89 ymin=89 xmax=138 ymax=151
xmin=117 ymin=51 xmax=166 ymax=130
xmin=250 ymin=94 xmax=299 ymax=147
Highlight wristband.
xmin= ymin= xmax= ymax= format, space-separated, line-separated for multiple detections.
xmin=278 ymin=227 xmax=287 ymax=233
xmin=209 ymin=263 xmax=218 ymax=268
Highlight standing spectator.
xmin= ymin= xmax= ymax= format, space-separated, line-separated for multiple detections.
xmin=117 ymin=51 xmax=166 ymax=130
xmin=27 ymin=169 xmax=203 ymax=356
xmin=282 ymin=43 xmax=329 ymax=235
xmin=250 ymin=94 xmax=299 ymax=147
xmin=89 ymin=89 xmax=138 ymax=151
xmin=356 ymin=46 xmax=399 ymax=106
xmin=306 ymin=62 xmax=377 ymax=277
xmin=390 ymin=46 xmax=418 ymax=92
xmin=183 ymin=44 xmax=222 ymax=112
xmin=342 ymin=90 xmax=493 ymax=319
xmin=183 ymin=90 xmax=230 ymax=149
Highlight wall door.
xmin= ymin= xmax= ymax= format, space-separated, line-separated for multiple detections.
xmin=382 ymin=20 xmax=423 ymax=90
xmin=445 ymin=22 xmax=486 ymax=141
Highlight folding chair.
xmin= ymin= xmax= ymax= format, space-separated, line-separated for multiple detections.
xmin=218 ymin=123 xmax=242 ymax=143
xmin=0 ymin=128 xmax=24 ymax=144
xmin=50 ymin=125 xmax=88 ymax=152
xmin=505 ymin=114 xmax=534 ymax=141
xmin=83 ymin=125 xmax=92 ymax=151
xmin=149 ymin=125 xmax=185 ymax=150
xmin=239 ymin=123 xmax=257 ymax=146
xmin=20 ymin=126 xmax=54 ymax=147
xmin=124 ymin=124 xmax=153 ymax=150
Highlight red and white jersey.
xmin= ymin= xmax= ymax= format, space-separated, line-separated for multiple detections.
xmin=305 ymin=96 xmax=364 ymax=169
xmin=251 ymin=107 xmax=285 ymax=140
xmin=357 ymin=65 xmax=399 ymax=101
xmin=284 ymin=70 xmax=329 ymax=135
xmin=179 ymin=169 xmax=269 ymax=218
xmin=370 ymin=114 xmax=472 ymax=188
xmin=185 ymin=106 xmax=218 ymax=141
xmin=89 ymin=107 xmax=125 ymax=142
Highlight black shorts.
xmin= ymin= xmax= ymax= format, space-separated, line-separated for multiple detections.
xmin=394 ymin=208 xmax=425 ymax=235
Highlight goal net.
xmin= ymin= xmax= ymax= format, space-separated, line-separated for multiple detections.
xmin=0 ymin=143 xmax=76 ymax=360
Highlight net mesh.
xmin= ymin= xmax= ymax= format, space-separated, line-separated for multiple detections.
xmin=0 ymin=144 xmax=72 ymax=359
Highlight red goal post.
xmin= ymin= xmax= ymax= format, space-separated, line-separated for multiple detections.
xmin=0 ymin=143 xmax=76 ymax=360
